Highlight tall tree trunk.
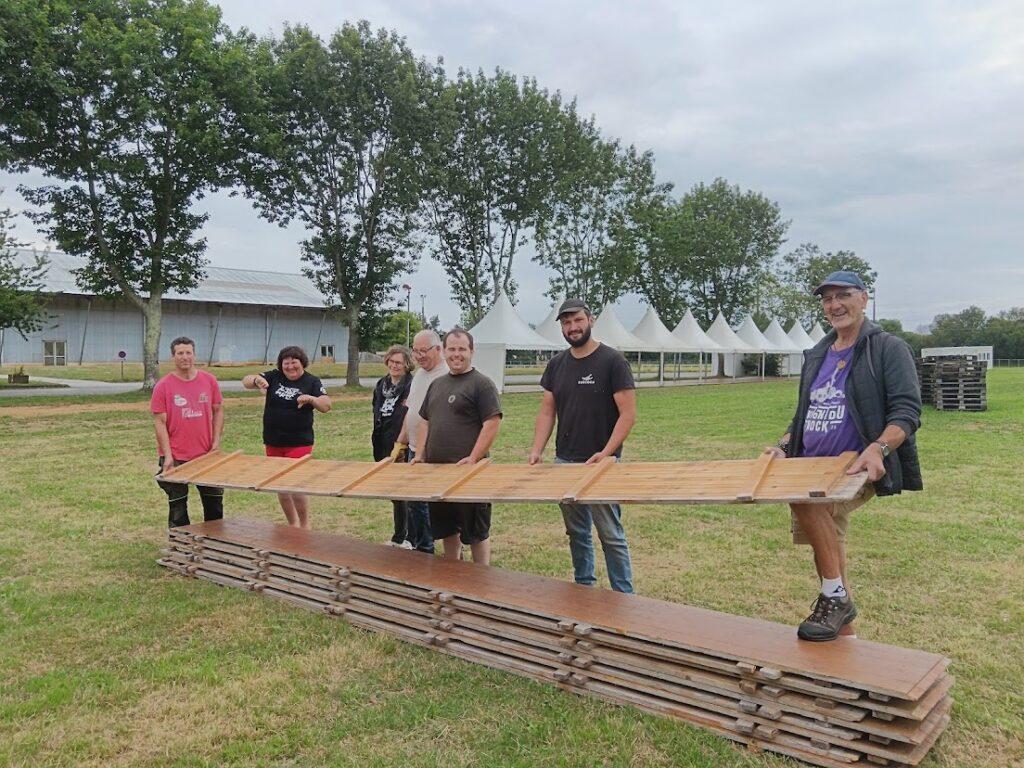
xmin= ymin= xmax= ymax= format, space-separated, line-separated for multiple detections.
xmin=142 ymin=296 xmax=162 ymax=391
xmin=345 ymin=303 xmax=361 ymax=388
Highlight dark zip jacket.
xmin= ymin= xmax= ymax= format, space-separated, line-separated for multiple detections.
xmin=786 ymin=320 xmax=923 ymax=496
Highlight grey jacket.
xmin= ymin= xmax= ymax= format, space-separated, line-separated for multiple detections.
xmin=786 ymin=320 xmax=923 ymax=496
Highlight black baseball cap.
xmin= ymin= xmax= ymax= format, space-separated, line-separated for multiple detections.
xmin=556 ymin=297 xmax=592 ymax=318
xmin=813 ymin=270 xmax=867 ymax=295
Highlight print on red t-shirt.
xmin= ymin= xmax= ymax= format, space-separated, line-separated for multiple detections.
xmin=150 ymin=371 xmax=223 ymax=461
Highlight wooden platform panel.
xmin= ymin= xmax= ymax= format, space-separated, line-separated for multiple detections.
xmin=160 ymin=451 xmax=868 ymax=505
xmin=175 ymin=519 xmax=946 ymax=701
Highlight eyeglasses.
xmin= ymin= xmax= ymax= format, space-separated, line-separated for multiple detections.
xmin=411 ymin=346 xmax=436 ymax=355
xmin=819 ymin=290 xmax=860 ymax=306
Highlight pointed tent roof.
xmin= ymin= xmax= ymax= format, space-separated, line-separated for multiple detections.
xmin=632 ymin=307 xmax=691 ymax=352
xmin=671 ymin=310 xmax=722 ymax=353
xmin=593 ymin=303 xmax=655 ymax=351
xmin=786 ymin=320 xmax=816 ymax=350
xmin=535 ymin=300 xmax=569 ymax=347
xmin=762 ymin=318 xmax=803 ymax=353
xmin=468 ymin=291 xmax=563 ymax=350
xmin=735 ymin=315 xmax=780 ymax=353
xmin=705 ymin=313 xmax=759 ymax=353
xmin=809 ymin=322 xmax=828 ymax=342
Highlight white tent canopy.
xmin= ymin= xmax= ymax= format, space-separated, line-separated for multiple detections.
xmin=762 ymin=318 xmax=803 ymax=353
xmin=632 ymin=307 xmax=692 ymax=352
xmin=672 ymin=310 xmax=723 ymax=353
xmin=786 ymin=320 xmax=816 ymax=350
xmin=535 ymin=301 xmax=569 ymax=347
xmin=809 ymin=322 xmax=828 ymax=342
xmin=593 ymin=303 xmax=656 ymax=352
xmin=705 ymin=313 xmax=758 ymax=353
xmin=736 ymin=315 xmax=784 ymax=353
xmin=468 ymin=291 xmax=562 ymax=350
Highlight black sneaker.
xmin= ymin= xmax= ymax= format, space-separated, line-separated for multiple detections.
xmin=797 ymin=593 xmax=857 ymax=642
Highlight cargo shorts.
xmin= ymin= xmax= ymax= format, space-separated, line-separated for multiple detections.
xmin=790 ymin=487 xmax=875 ymax=545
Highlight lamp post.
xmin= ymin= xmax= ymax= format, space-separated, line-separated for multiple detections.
xmin=402 ymin=283 xmax=412 ymax=346
xmin=420 ymin=293 xmax=426 ymax=324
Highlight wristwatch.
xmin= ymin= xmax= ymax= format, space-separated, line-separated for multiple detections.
xmin=873 ymin=440 xmax=891 ymax=458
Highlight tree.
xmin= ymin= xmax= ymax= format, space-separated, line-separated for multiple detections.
xmin=928 ymin=306 xmax=988 ymax=348
xmin=0 ymin=0 xmax=256 ymax=389
xmin=768 ymin=243 xmax=877 ymax=325
xmin=364 ymin=310 xmax=424 ymax=351
xmin=427 ymin=69 xmax=566 ymax=324
xmin=237 ymin=22 xmax=440 ymax=386
xmin=533 ymin=112 xmax=668 ymax=310
xmin=0 ymin=197 xmax=48 ymax=336
xmin=634 ymin=179 xmax=789 ymax=328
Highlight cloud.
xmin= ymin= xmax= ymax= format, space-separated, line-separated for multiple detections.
xmin=3 ymin=0 xmax=1022 ymax=329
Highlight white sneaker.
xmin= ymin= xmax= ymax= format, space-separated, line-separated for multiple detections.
xmin=386 ymin=540 xmax=414 ymax=550
xmin=399 ymin=540 xmax=414 ymax=550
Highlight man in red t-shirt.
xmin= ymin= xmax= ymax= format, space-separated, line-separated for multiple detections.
xmin=152 ymin=336 xmax=225 ymax=527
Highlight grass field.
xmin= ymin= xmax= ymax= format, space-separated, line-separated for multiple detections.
xmin=1 ymin=371 xmax=1021 ymax=767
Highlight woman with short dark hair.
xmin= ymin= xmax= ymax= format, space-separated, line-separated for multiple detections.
xmin=372 ymin=344 xmax=414 ymax=547
xmin=243 ymin=346 xmax=331 ymax=528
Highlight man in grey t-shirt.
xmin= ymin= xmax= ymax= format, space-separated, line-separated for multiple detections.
xmin=391 ymin=329 xmax=449 ymax=553
xmin=412 ymin=327 xmax=502 ymax=564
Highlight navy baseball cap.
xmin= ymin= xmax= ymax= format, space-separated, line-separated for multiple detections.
xmin=813 ymin=270 xmax=867 ymax=295
xmin=557 ymin=297 xmax=592 ymax=318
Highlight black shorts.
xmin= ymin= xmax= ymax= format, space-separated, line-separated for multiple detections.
xmin=428 ymin=502 xmax=491 ymax=545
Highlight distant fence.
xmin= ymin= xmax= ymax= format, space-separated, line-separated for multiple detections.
xmin=992 ymin=359 xmax=1024 ymax=367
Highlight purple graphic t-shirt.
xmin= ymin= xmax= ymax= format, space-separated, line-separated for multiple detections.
xmin=802 ymin=346 xmax=863 ymax=457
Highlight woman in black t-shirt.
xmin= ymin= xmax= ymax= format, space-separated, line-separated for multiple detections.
xmin=372 ymin=345 xmax=413 ymax=547
xmin=242 ymin=345 xmax=331 ymax=529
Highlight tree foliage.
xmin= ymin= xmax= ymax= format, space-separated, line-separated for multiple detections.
xmin=236 ymin=22 xmax=439 ymax=386
xmin=0 ymin=198 xmax=48 ymax=336
xmin=0 ymin=0 xmax=254 ymax=388
xmin=427 ymin=69 xmax=566 ymax=324
xmin=533 ymin=114 xmax=667 ymax=311
xmin=634 ymin=178 xmax=789 ymax=328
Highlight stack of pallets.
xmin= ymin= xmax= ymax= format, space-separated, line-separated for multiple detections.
xmin=160 ymin=519 xmax=952 ymax=768
xmin=915 ymin=358 xmax=937 ymax=405
xmin=919 ymin=356 xmax=987 ymax=412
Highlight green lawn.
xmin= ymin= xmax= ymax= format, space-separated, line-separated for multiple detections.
xmin=1 ymin=371 xmax=1021 ymax=767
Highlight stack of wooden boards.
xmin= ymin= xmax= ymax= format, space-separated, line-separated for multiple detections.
xmin=157 ymin=450 xmax=868 ymax=505
xmin=159 ymin=519 xmax=952 ymax=767
xmin=916 ymin=356 xmax=987 ymax=412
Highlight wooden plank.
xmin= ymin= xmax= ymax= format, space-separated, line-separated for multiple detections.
xmin=335 ymin=456 xmax=394 ymax=494
xmin=160 ymin=450 xmax=243 ymax=483
xmin=175 ymin=519 xmax=951 ymax=701
xmin=809 ymin=452 xmax=860 ymax=498
xmin=432 ymin=458 xmax=493 ymax=500
xmin=561 ymin=456 xmax=617 ymax=502
xmin=253 ymin=453 xmax=313 ymax=490
xmin=736 ymin=452 xmax=774 ymax=502
xmin=157 ymin=450 xmax=226 ymax=482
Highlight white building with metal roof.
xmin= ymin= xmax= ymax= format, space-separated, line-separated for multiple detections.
xmin=0 ymin=250 xmax=349 ymax=366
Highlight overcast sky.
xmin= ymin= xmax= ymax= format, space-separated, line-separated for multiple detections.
xmin=4 ymin=0 xmax=1022 ymax=331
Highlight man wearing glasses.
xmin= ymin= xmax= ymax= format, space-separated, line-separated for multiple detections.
xmin=390 ymin=329 xmax=449 ymax=553
xmin=765 ymin=271 xmax=922 ymax=641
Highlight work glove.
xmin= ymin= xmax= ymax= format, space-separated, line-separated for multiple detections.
xmin=390 ymin=442 xmax=408 ymax=462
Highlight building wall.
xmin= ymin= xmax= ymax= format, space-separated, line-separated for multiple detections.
xmin=0 ymin=294 xmax=349 ymax=365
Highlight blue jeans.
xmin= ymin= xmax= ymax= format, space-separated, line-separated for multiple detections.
xmin=406 ymin=449 xmax=434 ymax=553
xmin=555 ymin=457 xmax=634 ymax=594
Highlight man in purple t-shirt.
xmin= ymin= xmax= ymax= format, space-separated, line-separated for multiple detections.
xmin=766 ymin=271 xmax=922 ymax=642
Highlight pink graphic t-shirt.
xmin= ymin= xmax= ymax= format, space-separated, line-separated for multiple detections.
xmin=150 ymin=370 xmax=223 ymax=461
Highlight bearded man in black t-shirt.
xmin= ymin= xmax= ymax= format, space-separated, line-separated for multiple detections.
xmin=528 ymin=299 xmax=637 ymax=593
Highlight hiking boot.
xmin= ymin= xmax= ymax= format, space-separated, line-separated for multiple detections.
xmin=797 ymin=593 xmax=858 ymax=642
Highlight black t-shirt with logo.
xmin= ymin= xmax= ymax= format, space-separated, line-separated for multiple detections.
xmin=261 ymin=368 xmax=327 ymax=447
xmin=419 ymin=369 xmax=503 ymax=464
xmin=540 ymin=343 xmax=635 ymax=462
